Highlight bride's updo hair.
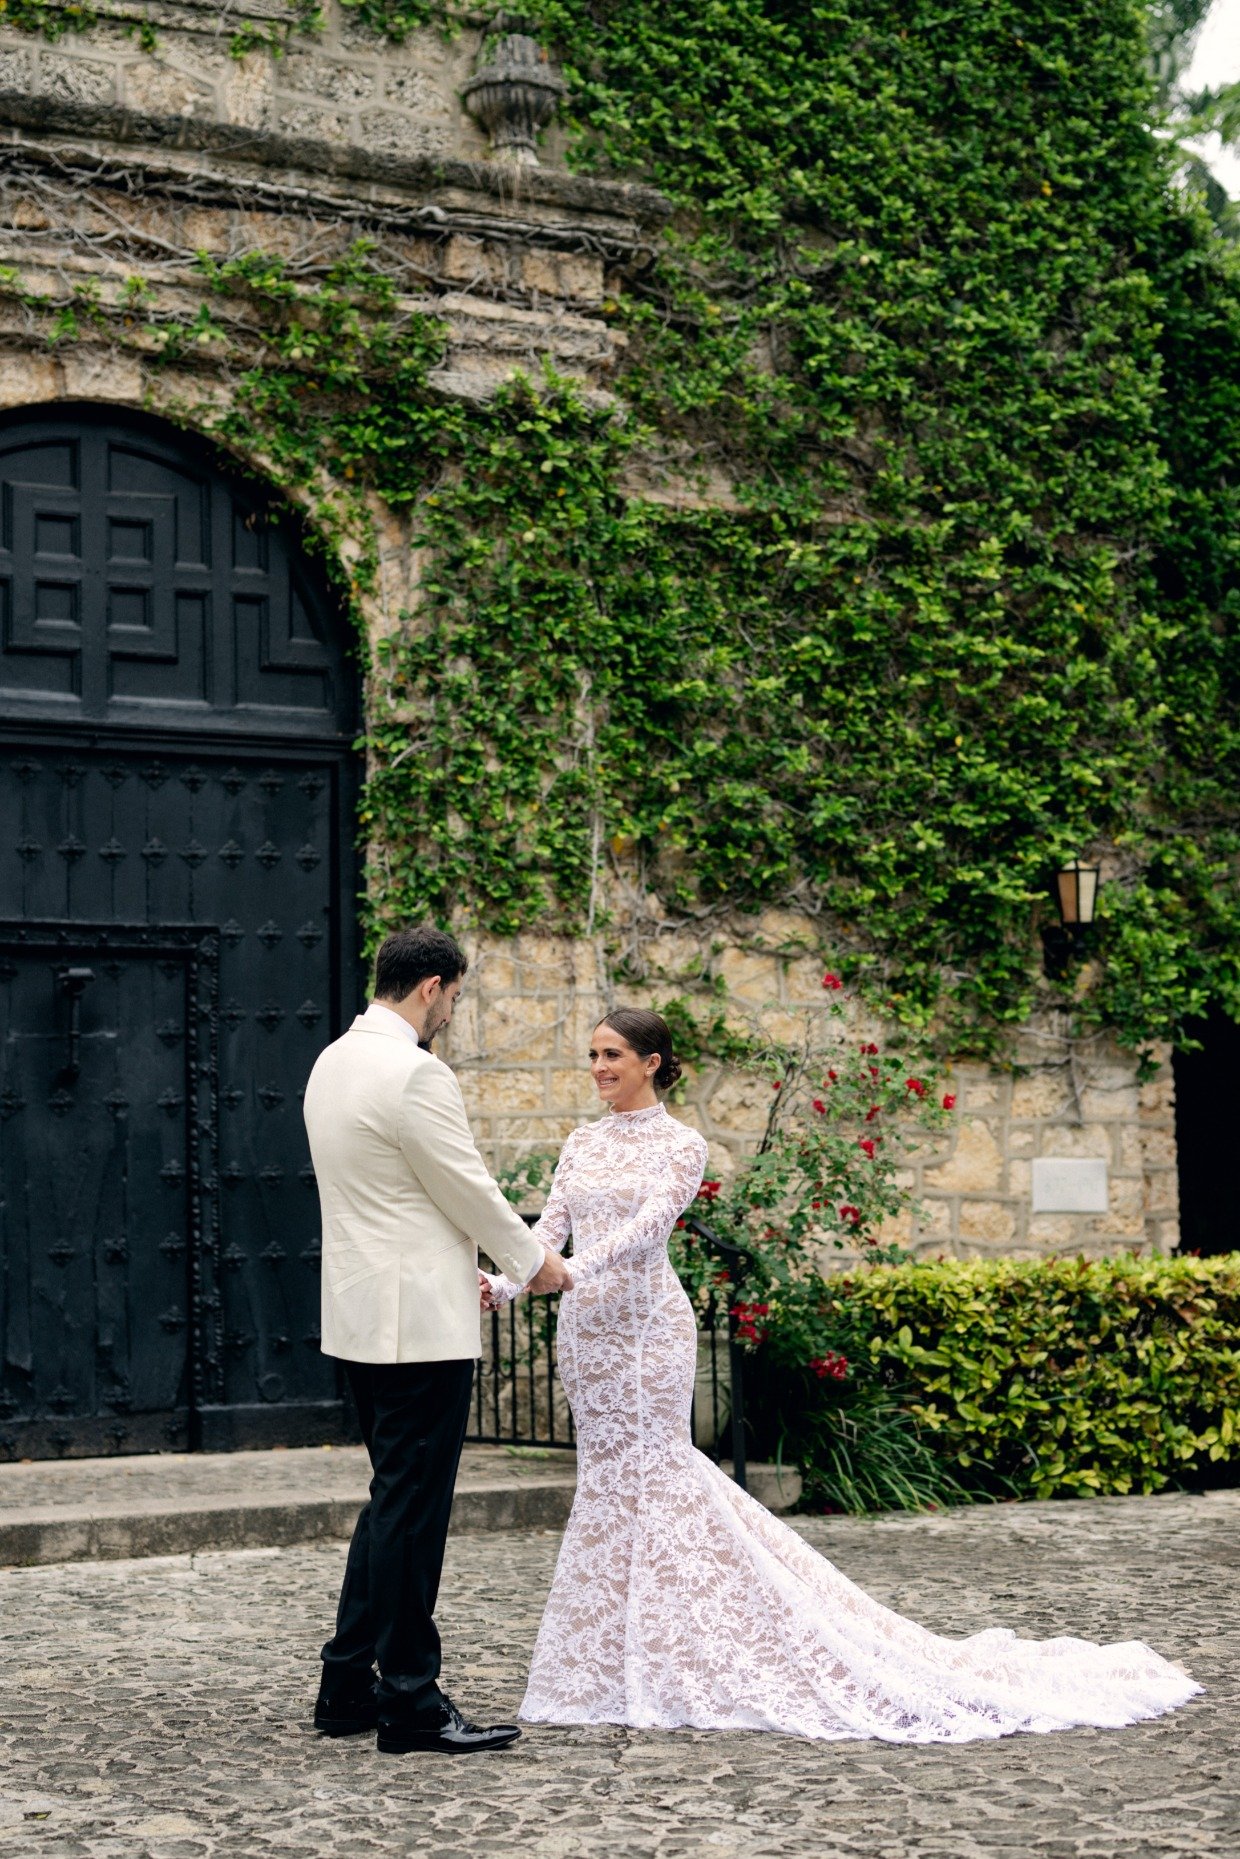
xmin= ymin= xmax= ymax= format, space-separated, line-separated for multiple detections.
xmin=595 ymin=1006 xmax=682 ymax=1093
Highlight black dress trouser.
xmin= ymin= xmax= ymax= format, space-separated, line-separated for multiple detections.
xmin=321 ymin=1356 xmax=475 ymax=1718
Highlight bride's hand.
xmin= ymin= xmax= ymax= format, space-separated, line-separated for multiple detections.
xmin=528 ymin=1249 xmax=573 ymax=1296
xmin=478 ymin=1270 xmax=499 ymax=1312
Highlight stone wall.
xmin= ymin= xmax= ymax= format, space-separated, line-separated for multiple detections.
xmin=0 ymin=1 xmax=511 ymax=166
xmin=0 ymin=0 xmax=665 ymax=633
xmin=0 ymin=1 xmax=661 ymax=389
xmin=444 ymin=919 xmax=1180 ymax=1263
xmin=0 ymin=3 xmax=1183 ymax=1264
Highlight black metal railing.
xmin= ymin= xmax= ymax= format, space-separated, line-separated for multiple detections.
xmin=471 ymin=1263 xmax=575 ymax=1450
xmin=469 ymin=1213 xmax=757 ymax=1490
xmin=684 ymin=1214 xmax=757 ymax=1492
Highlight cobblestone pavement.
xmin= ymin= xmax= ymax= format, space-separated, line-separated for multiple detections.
xmin=2 ymin=1491 xmax=1237 ymax=1859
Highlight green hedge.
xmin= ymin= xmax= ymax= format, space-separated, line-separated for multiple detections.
xmin=762 ymin=1254 xmax=1240 ymax=1504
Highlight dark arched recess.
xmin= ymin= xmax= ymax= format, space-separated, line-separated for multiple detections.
xmin=1173 ymin=1008 xmax=1240 ymax=1258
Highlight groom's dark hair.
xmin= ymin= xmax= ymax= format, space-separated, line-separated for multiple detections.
xmin=373 ymin=926 xmax=468 ymax=1001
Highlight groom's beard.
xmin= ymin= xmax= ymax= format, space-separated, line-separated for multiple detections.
xmin=420 ymin=1005 xmax=452 ymax=1048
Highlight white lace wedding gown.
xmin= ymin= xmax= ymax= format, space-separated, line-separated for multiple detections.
xmin=486 ymin=1102 xmax=1200 ymax=1741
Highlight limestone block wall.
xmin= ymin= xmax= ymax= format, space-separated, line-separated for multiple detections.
xmin=0 ymin=1 xmax=507 ymax=166
xmin=443 ymin=919 xmax=1180 ymax=1263
xmin=0 ymin=0 xmax=665 ymax=408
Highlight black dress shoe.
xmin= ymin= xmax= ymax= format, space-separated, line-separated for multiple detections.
xmin=314 ymin=1669 xmax=380 ymax=1737
xmin=376 ymin=1695 xmax=521 ymax=1756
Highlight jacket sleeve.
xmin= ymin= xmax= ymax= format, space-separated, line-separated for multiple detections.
xmin=396 ymin=1057 xmax=546 ymax=1287
xmin=481 ymin=1131 xmax=579 ymax=1306
xmin=570 ymin=1133 xmax=706 ymax=1284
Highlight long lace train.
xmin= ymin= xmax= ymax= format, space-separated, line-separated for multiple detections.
xmin=494 ymin=1101 xmax=1200 ymax=1742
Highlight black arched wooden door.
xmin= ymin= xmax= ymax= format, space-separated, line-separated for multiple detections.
xmin=0 ymin=407 xmax=362 ymax=1457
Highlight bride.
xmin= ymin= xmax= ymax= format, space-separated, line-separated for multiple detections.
xmin=481 ymin=1006 xmax=1200 ymax=1742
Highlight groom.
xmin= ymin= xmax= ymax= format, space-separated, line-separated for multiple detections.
xmin=302 ymin=925 xmax=572 ymax=1755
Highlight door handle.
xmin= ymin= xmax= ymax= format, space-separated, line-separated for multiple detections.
xmin=56 ymin=966 xmax=95 ymax=1078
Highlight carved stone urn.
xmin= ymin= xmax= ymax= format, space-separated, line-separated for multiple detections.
xmin=461 ymin=23 xmax=567 ymax=166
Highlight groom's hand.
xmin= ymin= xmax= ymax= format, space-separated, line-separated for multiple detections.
xmin=527 ymin=1249 xmax=574 ymax=1296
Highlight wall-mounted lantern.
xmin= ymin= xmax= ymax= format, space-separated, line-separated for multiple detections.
xmin=462 ymin=16 xmax=567 ymax=167
xmin=1041 ymin=858 xmax=1101 ymax=978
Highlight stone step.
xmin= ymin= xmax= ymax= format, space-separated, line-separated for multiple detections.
xmin=0 ymin=1444 xmax=800 ymax=1567
xmin=0 ymin=1443 xmax=575 ymax=1568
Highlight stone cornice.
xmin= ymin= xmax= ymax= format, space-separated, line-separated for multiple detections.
xmin=0 ymin=92 xmax=671 ymax=255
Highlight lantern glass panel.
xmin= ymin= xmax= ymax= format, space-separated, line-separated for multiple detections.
xmin=1055 ymin=862 xmax=1099 ymax=926
xmin=1075 ymin=864 xmax=1099 ymax=925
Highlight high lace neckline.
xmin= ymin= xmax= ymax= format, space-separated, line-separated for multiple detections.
xmin=606 ymin=1102 xmax=667 ymax=1124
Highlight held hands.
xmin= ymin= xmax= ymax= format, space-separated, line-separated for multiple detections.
xmin=477 ymin=1249 xmax=574 ymax=1307
xmin=527 ymin=1246 xmax=574 ymax=1296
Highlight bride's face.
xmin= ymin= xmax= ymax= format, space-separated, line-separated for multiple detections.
xmin=590 ymin=1023 xmax=658 ymax=1110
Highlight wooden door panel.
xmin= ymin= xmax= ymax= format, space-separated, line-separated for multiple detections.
xmin=0 ymin=408 xmax=360 ymax=1458
xmin=0 ymin=936 xmax=197 ymax=1456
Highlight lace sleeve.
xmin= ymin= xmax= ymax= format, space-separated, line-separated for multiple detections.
xmin=570 ymin=1131 xmax=706 ymax=1284
xmin=482 ymin=1130 xmax=579 ymax=1306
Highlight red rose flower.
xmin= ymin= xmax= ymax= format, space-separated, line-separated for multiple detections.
xmin=821 ymin=972 xmax=843 ymax=990
xmin=905 ymin=1077 xmax=926 ymax=1097
xmin=859 ymin=1138 xmax=877 ymax=1158
xmin=733 ymin=1300 xmax=770 ymax=1346
xmin=865 ymin=1105 xmax=880 ymax=1122
xmin=811 ymin=1098 xmax=827 ymax=1114
xmin=696 ymin=1180 xmax=721 ymax=1201
xmin=839 ymin=1203 xmax=861 ymax=1224
xmin=942 ymin=1093 xmax=957 ymax=1110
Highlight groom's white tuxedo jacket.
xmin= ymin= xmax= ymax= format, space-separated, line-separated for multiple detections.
xmin=303 ymin=1008 xmax=546 ymax=1363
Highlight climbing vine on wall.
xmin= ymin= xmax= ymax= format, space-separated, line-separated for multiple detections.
xmin=357 ymin=0 xmax=1240 ymax=1055
xmin=513 ymin=0 xmax=1240 ymax=1058
xmin=2 ymin=0 xmax=319 ymax=57
xmin=10 ymin=0 xmax=1240 ymax=1056
xmin=1 ymin=1 xmax=98 ymax=40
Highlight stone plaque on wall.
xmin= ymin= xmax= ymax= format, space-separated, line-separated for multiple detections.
xmin=1031 ymin=1157 xmax=1109 ymax=1213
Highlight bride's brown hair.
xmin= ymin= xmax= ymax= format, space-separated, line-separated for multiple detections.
xmin=595 ymin=1007 xmax=682 ymax=1093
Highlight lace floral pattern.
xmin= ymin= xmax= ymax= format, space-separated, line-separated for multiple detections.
xmin=498 ymin=1104 xmax=1201 ymax=1741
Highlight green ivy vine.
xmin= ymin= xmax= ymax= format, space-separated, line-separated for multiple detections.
xmin=0 ymin=0 xmax=98 ymax=40
xmin=0 ymin=0 xmax=320 ymax=57
xmin=360 ymin=0 xmax=1240 ymax=1056
xmin=9 ymin=0 xmax=1240 ymax=1057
